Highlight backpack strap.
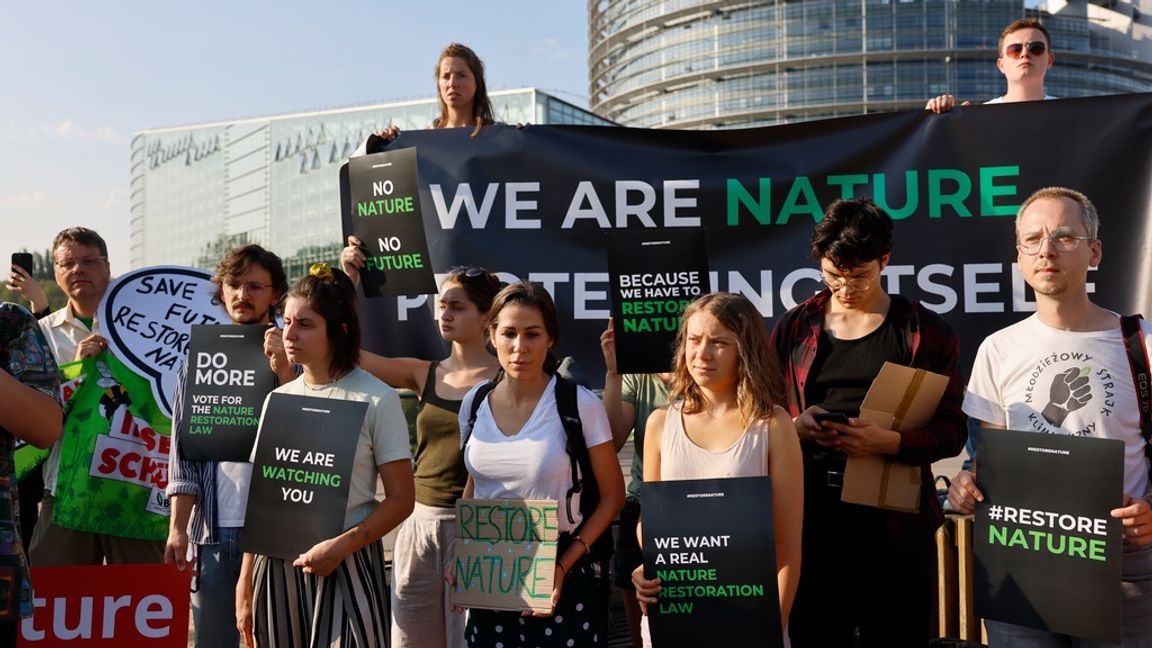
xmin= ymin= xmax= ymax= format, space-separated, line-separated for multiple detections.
xmin=1119 ymin=315 xmax=1152 ymax=475
xmin=555 ymin=376 xmax=590 ymax=525
xmin=462 ymin=380 xmax=498 ymax=450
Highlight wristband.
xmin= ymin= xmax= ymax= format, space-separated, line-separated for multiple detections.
xmin=573 ymin=535 xmax=591 ymax=555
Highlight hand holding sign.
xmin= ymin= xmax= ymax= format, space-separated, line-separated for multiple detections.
xmin=293 ymin=535 xmax=349 ymax=577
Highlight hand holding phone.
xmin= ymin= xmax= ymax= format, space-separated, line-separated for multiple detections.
xmin=812 ymin=411 xmax=850 ymax=426
xmin=11 ymin=252 xmax=34 ymax=276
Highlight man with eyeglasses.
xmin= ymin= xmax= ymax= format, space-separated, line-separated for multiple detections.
xmin=26 ymin=227 xmax=170 ymax=566
xmin=947 ymin=187 xmax=1152 ymax=646
xmin=164 ymin=244 xmax=290 ymax=648
xmin=925 ymin=17 xmax=1056 ymax=113
xmin=769 ymin=198 xmax=967 ymax=647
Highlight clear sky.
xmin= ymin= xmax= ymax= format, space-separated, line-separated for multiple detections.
xmin=1 ymin=1 xmax=589 ymax=269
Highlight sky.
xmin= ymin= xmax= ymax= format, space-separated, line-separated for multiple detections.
xmin=1 ymin=1 xmax=590 ymax=270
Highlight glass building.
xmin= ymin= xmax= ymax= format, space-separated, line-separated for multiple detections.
xmin=589 ymin=0 xmax=1152 ymax=128
xmin=129 ymin=89 xmax=610 ymax=274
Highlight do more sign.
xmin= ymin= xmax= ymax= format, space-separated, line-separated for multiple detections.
xmin=19 ymin=563 xmax=191 ymax=646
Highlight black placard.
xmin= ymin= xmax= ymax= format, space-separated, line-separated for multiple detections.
xmin=642 ymin=476 xmax=782 ymax=648
xmin=242 ymin=393 xmax=367 ymax=559
xmin=607 ymin=229 xmax=709 ymax=374
xmin=974 ymin=428 xmax=1124 ymax=643
xmin=180 ymin=325 xmax=277 ymax=462
xmin=342 ymin=147 xmax=437 ymax=297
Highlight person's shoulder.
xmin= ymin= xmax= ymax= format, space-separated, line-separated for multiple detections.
xmin=771 ymin=292 xmax=823 ymax=331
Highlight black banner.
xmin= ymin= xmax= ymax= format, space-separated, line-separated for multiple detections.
xmin=180 ymin=325 xmax=277 ymax=462
xmin=242 ymin=393 xmax=366 ymax=560
xmin=607 ymin=229 xmax=709 ymax=373
xmin=343 ymin=147 xmax=437 ymax=297
xmin=355 ymin=95 xmax=1152 ymax=385
xmin=974 ymin=428 xmax=1124 ymax=642
xmin=642 ymin=476 xmax=782 ymax=648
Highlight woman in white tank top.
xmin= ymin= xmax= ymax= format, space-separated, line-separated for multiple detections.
xmin=631 ymin=293 xmax=804 ymax=647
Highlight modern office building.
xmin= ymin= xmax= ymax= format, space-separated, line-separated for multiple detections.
xmin=589 ymin=0 xmax=1152 ymax=128
xmin=129 ymin=89 xmax=610 ymax=274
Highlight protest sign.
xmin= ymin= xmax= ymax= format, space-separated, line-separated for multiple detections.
xmin=607 ymin=229 xmax=709 ymax=373
xmin=642 ymin=476 xmax=782 ymax=648
xmin=19 ymin=563 xmax=191 ymax=647
xmin=450 ymin=498 xmax=559 ymax=612
xmin=974 ymin=428 xmax=1124 ymax=643
xmin=99 ymin=266 xmax=227 ymax=417
xmin=179 ymin=324 xmax=277 ymax=461
xmin=342 ymin=147 xmax=437 ymax=297
xmin=242 ymin=393 xmax=367 ymax=559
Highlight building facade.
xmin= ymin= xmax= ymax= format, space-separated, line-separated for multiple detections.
xmin=129 ymin=89 xmax=609 ymax=274
xmin=589 ymin=0 xmax=1152 ymax=128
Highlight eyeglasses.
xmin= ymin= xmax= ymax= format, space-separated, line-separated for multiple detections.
xmin=224 ymin=281 xmax=274 ymax=295
xmin=820 ymin=271 xmax=873 ymax=293
xmin=1004 ymin=41 xmax=1047 ymax=59
xmin=54 ymin=256 xmax=107 ymax=272
xmin=1016 ymin=229 xmax=1094 ymax=255
xmin=447 ymin=265 xmax=486 ymax=278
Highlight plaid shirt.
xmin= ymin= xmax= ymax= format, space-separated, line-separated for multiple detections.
xmin=0 ymin=303 xmax=59 ymax=619
xmin=768 ymin=290 xmax=967 ymax=533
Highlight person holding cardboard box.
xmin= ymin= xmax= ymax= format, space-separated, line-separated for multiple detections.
xmin=947 ymin=187 xmax=1152 ymax=646
xmin=768 ymin=198 xmax=967 ymax=647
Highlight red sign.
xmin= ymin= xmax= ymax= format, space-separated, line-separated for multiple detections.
xmin=19 ymin=564 xmax=190 ymax=646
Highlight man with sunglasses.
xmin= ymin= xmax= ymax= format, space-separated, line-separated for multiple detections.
xmin=926 ymin=17 xmax=1056 ymax=113
xmin=164 ymin=244 xmax=290 ymax=647
xmin=769 ymin=198 xmax=967 ymax=647
xmin=947 ymin=187 xmax=1152 ymax=646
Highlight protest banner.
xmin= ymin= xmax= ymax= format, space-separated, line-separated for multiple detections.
xmin=642 ymin=476 xmax=782 ymax=648
xmin=352 ymin=95 xmax=1152 ymax=384
xmin=606 ymin=229 xmax=709 ymax=373
xmin=974 ymin=428 xmax=1124 ymax=643
xmin=99 ymin=266 xmax=227 ymax=417
xmin=450 ymin=498 xmax=559 ymax=612
xmin=342 ymin=147 xmax=437 ymax=297
xmin=53 ymin=353 xmax=171 ymax=540
xmin=179 ymin=324 xmax=277 ymax=461
xmin=19 ymin=563 xmax=191 ymax=647
xmin=242 ymin=393 xmax=367 ymax=559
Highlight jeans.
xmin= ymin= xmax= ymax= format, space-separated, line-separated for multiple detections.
xmin=191 ymin=526 xmax=244 ymax=648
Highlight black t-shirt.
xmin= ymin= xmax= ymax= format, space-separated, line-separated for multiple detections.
xmin=804 ymin=311 xmax=910 ymax=416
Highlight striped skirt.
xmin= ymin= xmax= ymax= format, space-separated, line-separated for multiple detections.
xmin=253 ymin=541 xmax=390 ymax=648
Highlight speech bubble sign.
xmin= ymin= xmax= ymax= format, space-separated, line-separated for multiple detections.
xmin=98 ymin=266 xmax=227 ymax=418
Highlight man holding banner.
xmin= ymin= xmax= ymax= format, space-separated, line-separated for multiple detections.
xmin=948 ymin=187 xmax=1152 ymax=646
xmin=165 ymin=244 xmax=289 ymax=648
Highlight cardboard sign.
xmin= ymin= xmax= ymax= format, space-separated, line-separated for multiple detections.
xmin=19 ymin=563 xmax=191 ymax=646
xmin=606 ymin=229 xmax=709 ymax=374
xmin=450 ymin=499 xmax=559 ymax=612
xmin=841 ymin=362 xmax=949 ymax=512
xmin=642 ymin=477 xmax=783 ymax=648
xmin=242 ymin=393 xmax=367 ymax=559
xmin=99 ymin=266 xmax=228 ymax=418
xmin=342 ymin=147 xmax=437 ymax=297
xmin=179 ymin=325 xmax=277 ymax=461
xmin=974 ymin=428 xmax=1124 ymax=643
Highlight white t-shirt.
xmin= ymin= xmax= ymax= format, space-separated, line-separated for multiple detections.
xmin=984 ymin=94 xmax=1056 ymax=104
xmin=261 ymin=368 xmax=412 ymax=529
xmin=216 ymin=461 xmax=252 ymax=528
xmin=459 ymin=376 xmax=613 ymax=534
xmin=964 ymin=314 xmax=1152 ymax=498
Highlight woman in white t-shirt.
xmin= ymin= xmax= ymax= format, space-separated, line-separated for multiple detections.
xmin=236 ymin=264 xmax=415 ymax=648
xmin=458 ymin=281 xmax=625 ymax=648
xmin=631 ymin=293 xmax=804 ymax=647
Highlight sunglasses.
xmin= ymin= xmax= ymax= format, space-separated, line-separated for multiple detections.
xmin=1004 ymin=41 xmax=1047 ymax=59
xmin=447 ymin=264 xmax=487 ymax=278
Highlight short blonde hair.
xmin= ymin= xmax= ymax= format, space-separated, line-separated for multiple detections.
xmin=1016 ymin=187 xmax=1099 ymax=239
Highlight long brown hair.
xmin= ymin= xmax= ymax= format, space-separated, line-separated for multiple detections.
xmin=433 ymin=43 xmax=495 ymax=137
xmin=670 ymin=292 xmax=783 ymax=426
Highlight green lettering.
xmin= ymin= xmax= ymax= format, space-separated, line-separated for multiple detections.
xmin=979 ymin=165 xmax=1020 ymax=216
xmin=872 ymin=170 xmax=919 ymax=220
xmin=778 ymin=176 xmax=822 ymax=225
xmin=726 ymin=178 xmax=772 ymax=226
xmin=927 ymin=169 xmax=973 ymax=218
xmin=826 ymin=174 xmax=869 ymax=200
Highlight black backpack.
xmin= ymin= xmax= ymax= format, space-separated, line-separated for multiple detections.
xmin=462 ymin=375 xmax=614 ymax=574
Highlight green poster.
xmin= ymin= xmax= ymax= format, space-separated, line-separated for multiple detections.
xmin=52 ymin=352 xmax=172 ymax=541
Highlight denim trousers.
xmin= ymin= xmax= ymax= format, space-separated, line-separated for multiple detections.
xmin=191 ymin=526 xmax=244 ymax=648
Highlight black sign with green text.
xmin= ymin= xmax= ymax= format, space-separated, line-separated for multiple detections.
xmin=642 ymin=476 xmax=782 ymax=648
xmin=975 ymin=428 xmax=1124 ymax=643
xmin=180 ymin=325 xmax=276 ymax=462
xmin=242 ymin=393 xmax=366 ymax=560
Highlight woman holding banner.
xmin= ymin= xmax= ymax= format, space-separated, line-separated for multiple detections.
xmin=631 ymin=292 xmax=804 ymax=647
xmin=236 ymin=264 xmax=415 ymax=648
xmin=457 ymin=281 xmax=624 ymax=647
xmin=341 ymin=245 xmax=503 ymax=648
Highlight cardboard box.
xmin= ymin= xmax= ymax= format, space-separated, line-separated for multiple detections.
xmin=841 ymin=362 xmax=949 ymax=513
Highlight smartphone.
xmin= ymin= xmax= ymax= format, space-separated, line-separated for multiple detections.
xmin=813 ymin=411 xmax=850 ymax=426
xmin=11 ymin=252 xmax=34 ymax=276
